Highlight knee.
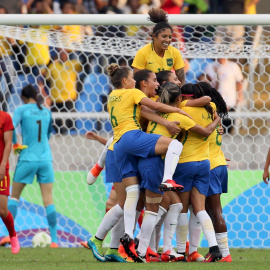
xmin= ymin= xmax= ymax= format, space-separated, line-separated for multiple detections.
xmin=106 ymin=198 xmax=116 ymax=211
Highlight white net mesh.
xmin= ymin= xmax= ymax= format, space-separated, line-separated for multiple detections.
xmin=0 ymin=22 xmax=270 ymax=248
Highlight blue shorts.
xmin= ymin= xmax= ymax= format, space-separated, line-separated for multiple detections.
xmin=13 ymin=161 xmax=54 ymax=184
xmin=114 ymin=130 xmax=161 ymax=179
xmin=207 ymin=165 xmax=228 ymax=197
xmin=106 ymin=150 xmax=139 ymax=183
xmin=173 ymin=160 xmax=210 ymax=196
xmin=138 ymin=156 xmax=164 ymax=195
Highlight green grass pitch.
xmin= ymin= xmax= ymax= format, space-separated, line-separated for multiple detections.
xmin=1 ymin=247 xmax=270 ymax=270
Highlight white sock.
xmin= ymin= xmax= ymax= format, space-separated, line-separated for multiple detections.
xmin=216 ymin=232 xmax=230 ymax=257
xmin=149 ymin=206 xmax=167 ymax=252
xmin=196 ymin=210 xmax=217 ymax=247
xmin=162 ymin=140 xmax=183 ymax=183
xmin=96 ymin=204 xmax=123 ymax=240
xmin=110 ymin=215 xmax=124 ymax=249
xmin=134 ymin=210 xmax=141 ymax=234
xmin=176 ymin=213 xmax=188 ymax=253
xmin=163 ymin=203 xmax=183 ymax=252
xmin=137 ymin=211 xmax=158 ymax=256
xmin=155 ymin=206 xmax=167 ymax=251
xmin=124 ymin=184 xmax=140 ymax=238
xmin=97 ymin=137 xmax=114 ymax=168
xmin=189 ymin=207 xmax=202 ymax=254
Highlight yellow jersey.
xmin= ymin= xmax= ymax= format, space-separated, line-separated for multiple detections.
xmin=132 ymin=43 xmax=185 ymax=73
xmin=108 ymin=88 xmax=147 ymax=150
xmin=0 ymin=36 xmax=13 ymax=57
xmin=179 ymin=100 xmax=215 ymax=163
xmin=209 ymin=126 xmax=227 ymax=170
xmin=245 ymin=0 xmax=256 ymax=14
xmin=146 ymin=112 xmax=196 ymax=139
xmin=46 ymin=60 xmax=81 ymax=103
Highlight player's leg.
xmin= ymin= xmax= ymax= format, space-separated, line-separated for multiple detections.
xmin=162 ymin=191 xmax=184 ymax=262
xmin=87 ymin=137 xmax=114 ymax=185
xmin=0 ymin=170 xmax=20 ymax=254
xmin=206 ymin=165 xmax=231 ymax=262
xmin=154 ymin=137 xmax=183 ymax=191
xmin=38 ymin=161 xmax=58 ymax=247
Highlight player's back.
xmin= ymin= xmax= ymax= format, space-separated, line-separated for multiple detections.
xmin=13 ymin=104 xmax=52 ymax=162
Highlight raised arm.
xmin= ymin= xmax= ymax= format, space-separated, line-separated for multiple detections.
xmin=186 ymin=96 xmax=211 ymax=107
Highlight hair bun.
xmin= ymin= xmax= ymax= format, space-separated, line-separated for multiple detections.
xmin=148 ymin=8 xmax=168 ymax=24
xmin=107 ymin=63 xmax=120 ymax=77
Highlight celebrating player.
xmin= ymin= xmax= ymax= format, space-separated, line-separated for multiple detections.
xmin=7 ymin=84 xmax=58 ymax=248
xmin=0 ymin=109 xmax=20 ymax=254
xmin=132 ymin=8 xmax=186 ymax=85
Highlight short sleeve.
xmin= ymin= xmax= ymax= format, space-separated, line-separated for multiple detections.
xmin=133 ymin=89 xmax=147 ymax=104
xmin=179 ymin=116 xmax=196 ymax=131
xmin=173 ymin=48 xmax=185 ymax=70
xmin=132 ymin=48 xmax=147 ymax=70
xmin=179 ymin=100 xmax=188 ymax=108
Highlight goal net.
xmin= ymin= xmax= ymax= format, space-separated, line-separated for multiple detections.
xmin=0 ymin=15 xmax=269 ymax=248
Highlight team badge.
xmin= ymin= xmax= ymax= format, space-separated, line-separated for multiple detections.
xmin=167 ymin=58 xmax=173 ymax=67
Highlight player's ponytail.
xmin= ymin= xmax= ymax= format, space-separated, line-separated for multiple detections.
xmin=21 ymin=84 xmax=43 ymax=110
xmin=197 ymin=82 xmax=228 ymax=118
xmin=148 ymin=8 xmax=173 ymax=36
xmin=107 ymin=63 xmax=131 ymax=89
xmin=134 ymin=69 xmax=154 ymax=89
xmin=159 ymin=82 xmax=181 ymax=105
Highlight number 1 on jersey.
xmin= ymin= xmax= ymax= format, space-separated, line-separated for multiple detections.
xmin=36 ymin=120 xmax=41 ymax=142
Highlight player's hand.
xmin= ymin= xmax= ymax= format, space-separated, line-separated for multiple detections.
xmin=177 ymin=109 xmax=192 ymax=119
xmin=85 ymin=131 xmax=98 ymax=140
xmin=165 ymin=121 xmax=181 ymax=136
xmin=13 ymin=143 xmax=28 ymax=155
xmin=218 ymin=124 xmax=224 ymax=135
xmin=263 ymin=170 xmax=269 ymax=184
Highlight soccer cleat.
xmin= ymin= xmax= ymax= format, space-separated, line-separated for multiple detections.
xmin=159 ymin=180 xmax=184 ymax=192
xmin=203 ymin=246 xmax=222 ymax=263
xmin=13 ymin=143 xmax=28 ymax=155
xmin=87 ymin=236 xmax=106 ymax=262
xmin=87 ymin=163 xmax=103 ymax=185
xmin=161 ymin=249 xmax=184 ymax=262
xmin=219 ymin=254 xmax=232 ymax=262
xmin=146 ymin=247 xmax=161 ymax=262
xmin=186 ymin=241 xmax=189 ymax=255
xmin=136 ymin=251 xmax=148 ymax=263
xmin=118 ymin=244 xmax=133 ymax=262
xmin=187 ymin=251 xmax=204 ymax=262
xmin=0 ymin=236 xmax=10 ymax=246
xmin=120 ymin=233 xmax=143 ymax=263
xmin=105 ymin=248 xmax=132 ymax=262
xmin=10 ymin=236 xmax=20 ymax=254
xmin=80 ymin=241 xmax=90 ymax=249
xmin=50 ymin=242 xmax=59 ymax=248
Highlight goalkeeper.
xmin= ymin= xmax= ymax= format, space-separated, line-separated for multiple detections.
xmin=0 ymin=84 xmax=59 ymax=248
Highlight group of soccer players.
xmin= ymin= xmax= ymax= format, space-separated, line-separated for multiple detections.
xmin=80 ymin=7 xmax=232 ymax=264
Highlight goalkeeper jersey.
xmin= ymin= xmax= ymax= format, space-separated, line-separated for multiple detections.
xmin=12 ymin=104 xmax=53 ymax=162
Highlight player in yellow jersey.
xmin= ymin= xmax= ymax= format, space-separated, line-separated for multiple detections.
xmin=132 ymin=8 xmax=186 ymax=85
xmin=135 ymin=82 xmax=220 ymax=262
xmin=197 ymin=82 xmax=232 ymax=263
xmin=173 ymin=83 xmax=222 ymax=262
xmin=85 ymin=68 xmax=182 ymax=263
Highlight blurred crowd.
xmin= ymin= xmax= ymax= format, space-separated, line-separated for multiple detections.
xmin=0 ymin=0 xmax=261 ymax=134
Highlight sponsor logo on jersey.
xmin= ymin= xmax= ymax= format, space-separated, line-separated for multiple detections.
xmin=167 ymin=58 xmax=173 ymax=67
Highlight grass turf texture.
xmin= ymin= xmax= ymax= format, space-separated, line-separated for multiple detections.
xmin=0 ymin=248 xmax=269 ymax=270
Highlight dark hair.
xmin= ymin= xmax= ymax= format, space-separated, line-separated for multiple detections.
xmin=21 ymin=84 xmax=42 ymax=110
xmin=148 ymin=8 xmax=173 ymax=36
xmin=159 ymin=82 xmax=181 ymax=105
xmin=181 ymin=83 xmax=214 ymax=118
xmin=197 ymin=82 xmax=228 ymax=118
xmin=134 ymin=69 xmax=154 ymax=90
xmin=156 ymin=70 xmax=173 ymax=86
xmin=107 ymin=63 xmax=131 ymax=89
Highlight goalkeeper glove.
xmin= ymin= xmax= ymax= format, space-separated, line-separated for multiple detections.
xmin=13 ymin=143 xmax=28 ymax=155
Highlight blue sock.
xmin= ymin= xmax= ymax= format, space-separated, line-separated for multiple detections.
xmin=46 ymin=204 xmax=58 ymax=243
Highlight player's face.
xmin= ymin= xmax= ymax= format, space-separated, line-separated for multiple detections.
xmin=154 ymin=28 xmax=173 ymax=50
xmin=146 ymin=72 xmax=159 ymax=98
xmin=167 ymin=72 xmax=181 ymax=87
xmin=124 ymin=71 xmax=136 ymax=89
